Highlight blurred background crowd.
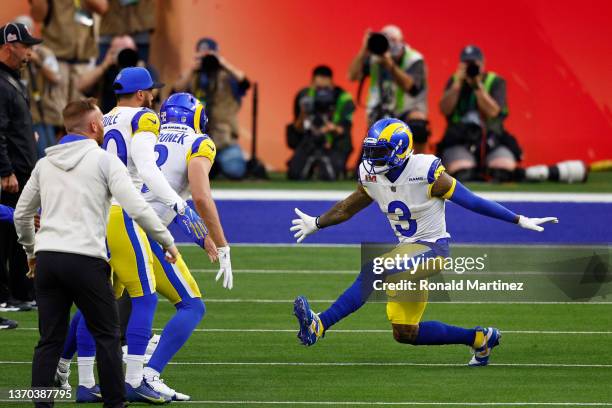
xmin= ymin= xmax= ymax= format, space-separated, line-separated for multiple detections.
xmin=0 ymin=0 xmax=611 ymax=322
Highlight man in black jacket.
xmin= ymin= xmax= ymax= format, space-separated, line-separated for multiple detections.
xmin=0 ymin=22 xmax=41 ymax=307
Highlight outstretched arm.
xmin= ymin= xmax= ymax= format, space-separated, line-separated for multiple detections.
xmin=431 ymin=172 xmax=558 ymax=231
xmin=291 ymin=184 xmax=373 ymax=243
xmin=319 ymin=184 xmax=373 ymax=227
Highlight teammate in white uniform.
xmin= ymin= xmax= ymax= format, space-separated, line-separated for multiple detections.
xmin=291 ymin=118 xmax=558 ymax=366
xmin=139 ymin=93 xmax=232 ymax=400
xmin=62 ymin=68 xmax=212 ymax=404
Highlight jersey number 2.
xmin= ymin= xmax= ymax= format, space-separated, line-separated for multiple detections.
xmin=388 ymin=201 xmax=417 ymax=237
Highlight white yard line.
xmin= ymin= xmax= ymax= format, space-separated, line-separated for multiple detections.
xmin=190 ymin=268 xmax=599 ymax=276
xmin=12 ymin=327 xmax=612 ymax=335
xmin=157 ymin=298 xmax=612 ymax=305
xmin=1 ymin=361 xmax=611 ymax=368
xmin=0 ymin=400 xmax=609 ymax=406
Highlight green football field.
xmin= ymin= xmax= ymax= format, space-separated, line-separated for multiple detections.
xmin=1 ymin=245 xmax=611 ymax=407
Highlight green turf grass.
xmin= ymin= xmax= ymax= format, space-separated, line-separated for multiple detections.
xmin=1 ymin=245 xmax=611 ymax=407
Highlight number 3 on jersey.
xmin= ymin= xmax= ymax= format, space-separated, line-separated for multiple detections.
xmin=388 ymin=201 xmax=417 ymax=237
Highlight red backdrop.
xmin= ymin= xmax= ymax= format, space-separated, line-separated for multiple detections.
xmin=169 ymin=0 xmax=612 ymax=169
xmin=3 ymin=0 xmax=611 ymax=169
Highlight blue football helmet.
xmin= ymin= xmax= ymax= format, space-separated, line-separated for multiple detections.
xmin=362 ymin=118 xmax=414 ymax=174
xmin=160 ymin=92 xmax=208 ymax=133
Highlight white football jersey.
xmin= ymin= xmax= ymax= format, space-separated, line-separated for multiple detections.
xmin=102 ymin=106 xmax=161 ymax=204
xmin=145 ymin=123 xmax=216 ymax=226
xmin=359 ymin=154 xmax=450 ymax=243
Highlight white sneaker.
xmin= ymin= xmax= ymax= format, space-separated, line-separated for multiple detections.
xmin=54 ymin=368 xmax=71 ymax=390
xmin=146 ymin=375 xmax=191 ymax=401
xmin=144 ymin=334 xmax=160 ymax=364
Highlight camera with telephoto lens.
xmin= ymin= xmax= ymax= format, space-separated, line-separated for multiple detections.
xmin=200 ymin=54 xmax=221 ymax=74
xmin=466 ymin=61 xmax=480 ymax=78
xmin=117 ymin=48 xmax=139 ymax=69
xmin=301 ymin=87 xmax=336 ymax=142
xmin=367 ymin=32 xmax=390 ymax=55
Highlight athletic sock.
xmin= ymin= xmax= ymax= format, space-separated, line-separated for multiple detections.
xmin=146 ymin=298 xmax=205 ymax=374
xmin=125 ymin=354 xmax=145 ymax=388
xmin=319 ymin=263 xmax=375 ymax=330
xmin=57 ymin=358 xmax=71 ymax=373
xmin=143 ymin=366 xmax=160 ymax=382
xmin=125 ymin=293 xmax=158 ymax=386
xmin=77 ymin=356 xmax=95 ymax=388
xmin=415 ymin=321 xmax=476 ymax=346
xmin=61 ymin=311 xmax=81 ymax=360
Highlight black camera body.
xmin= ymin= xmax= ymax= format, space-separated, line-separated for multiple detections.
xmin=466 ymin=61 xmax=480 ymax=78
xmin=367 ymin=32 xmax=389 ymax=55
xmin=200 ymin=54 xmax=221 ymax=74
xmin=301 ymin=87 xmax=336 ymax=142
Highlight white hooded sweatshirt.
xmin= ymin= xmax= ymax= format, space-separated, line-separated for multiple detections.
xmin=14 ymin=138 xmax=174 ymax=260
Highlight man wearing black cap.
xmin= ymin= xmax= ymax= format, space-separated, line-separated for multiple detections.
xmin=0 ymin=22 xmax=42 ymax=309
xmin=438 ymin=45 xmax=521 ymax=182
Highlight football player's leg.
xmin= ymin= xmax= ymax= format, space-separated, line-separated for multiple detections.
xmin=294 ymin=257 xmax=379 ymax=346
xmin=145 ymin=237 xmax=203 ymax=400
xmin=74 ymin=312 xmax=102 ymax=402
xmin=390 ymin=301 xmax=500 ymax=366
xmin=54 ymin=311 xmax=80 ymax=390
xmin=314 ymin=243 xmax=432 ymax=334
xmin=107 ymin=207 xmax=163 ymax=401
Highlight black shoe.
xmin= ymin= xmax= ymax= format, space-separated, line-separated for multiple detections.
xmin=0 ymin=316 xmax=18 ymax=329
xmin=1 ymin=300 xmax=32 ymax=312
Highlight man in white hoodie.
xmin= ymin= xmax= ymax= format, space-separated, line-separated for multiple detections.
xmin=14 ymin=98 xmax=179 ymax=408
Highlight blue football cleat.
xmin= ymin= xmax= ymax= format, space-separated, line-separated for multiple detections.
xmin=75 ymin=384 xmax=102 ymax=403
xmin=468 ymin=326 xmax=502 ymax=366
xmin=126 ymin=380 xmax=169 ymax=404
xmin=293 ymin=296 xmax=324 ymax=346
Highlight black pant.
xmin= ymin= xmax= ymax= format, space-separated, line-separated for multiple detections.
xmin=0 ymin=173 xmax=33 ymax=302
xmin=31 ymin=251 xmax=125 ymax=408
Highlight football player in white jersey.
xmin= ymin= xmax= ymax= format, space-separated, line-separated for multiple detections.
xmin=291 ymin=118 xmax=558 ymax=366
xmin=138 ymin=92 xmax=232 ymax=400
xmin=64 ymin=67 xmax=213 ymax=404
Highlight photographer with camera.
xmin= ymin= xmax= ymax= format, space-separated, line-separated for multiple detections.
xmin=76 ymin=35 xmax=159 ymax=113
xmin=348 ymin=25 xmax=429 ymax=153
xmin=286 ymin=65 xmax=355 ymax=181
xmin=438 ymin=45 xmax=521 ymax=182
xmin=173 ymin=38 xmax=250 ymax=180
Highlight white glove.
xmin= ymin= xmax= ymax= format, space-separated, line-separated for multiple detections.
xmin=517 ymin=215 xmax=558 ymax=232
xmin=290 ymin=208 xmax=319 ymax=243
xmin=215 ymin=246 xmax=233 ymax=289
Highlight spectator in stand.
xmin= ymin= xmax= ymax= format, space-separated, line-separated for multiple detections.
xmin=286 ymin=65 xmax=355 ymax=180
xmin=14 ymin=15 xmax=62 ymax=157
xmin=77 ymin=35 xmax=159 ymax=113
xmin=173 ymin=38 xmax=250 ymax=180
xmin=30 ymin=0 xmax=108 ymax=109
xmin=348 ymin=25 xmax=430 ymax=153
xmin=98 ymin=0 xmax=156 ymax=64
xmin=438 ymin=45 xmax=521 ymax=182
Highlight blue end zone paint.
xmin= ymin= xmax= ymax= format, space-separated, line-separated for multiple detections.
xmin=167 ymin=201 xmax=611 ymax=245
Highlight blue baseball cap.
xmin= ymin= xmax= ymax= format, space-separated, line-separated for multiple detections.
xmin=112 ymin=67 xmax=164 ymax=95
